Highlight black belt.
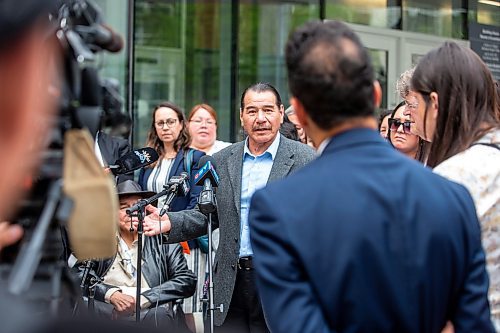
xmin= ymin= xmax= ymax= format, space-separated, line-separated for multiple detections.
xmin=238 ymin=256 xmax=253 ymax=270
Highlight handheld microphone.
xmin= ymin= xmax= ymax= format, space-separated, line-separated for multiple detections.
xmin=159 ymin=172 xmax=190 ymax=217
xmin=108 ymin=147 xmax=159 ymax=175
xmin=195 ymin=156 xmax=219 ymax=215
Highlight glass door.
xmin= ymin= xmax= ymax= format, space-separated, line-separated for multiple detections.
xmin=351 ymin=24 xmax=398 ymax=109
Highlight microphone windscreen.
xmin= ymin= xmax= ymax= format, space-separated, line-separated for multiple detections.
xmin=116 ymin=147 xmax=159 ymax=174
xmin=197 ymin=155 xmax=217 ymax=170
xmin=63 ymin=129 xmax=117 ymax=260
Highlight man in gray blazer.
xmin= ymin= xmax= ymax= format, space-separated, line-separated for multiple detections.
xmin=142 ymin=82 xmax=315 ymax=332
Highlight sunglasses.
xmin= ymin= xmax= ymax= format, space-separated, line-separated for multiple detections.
xmin=388 ymin=118 xmax=412 ymax=134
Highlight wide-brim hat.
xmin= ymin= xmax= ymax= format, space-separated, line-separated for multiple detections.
xmin=116 ymin=180 xmax=156 ymax=199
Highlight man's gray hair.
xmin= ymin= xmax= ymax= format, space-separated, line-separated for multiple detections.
xmin=285 ymin=106 xmax=295 ymax=116
xmin=396 ymin=67 xmax=415 ymax=99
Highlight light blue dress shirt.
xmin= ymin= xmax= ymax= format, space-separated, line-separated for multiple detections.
xmin=239 ymin=134 xmax=280 ymax=258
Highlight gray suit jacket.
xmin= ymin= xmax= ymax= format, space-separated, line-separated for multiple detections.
xmin=165 ymin=135 xmax=315 ymax=325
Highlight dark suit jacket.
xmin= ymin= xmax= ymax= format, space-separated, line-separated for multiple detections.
xmin=97 ymin=131 xmax=132 ymax=183
xmin=138 ymin=148 xmax=205 ymax=213
xmin=164 ymin=135 xmax=316 ymax=325
xmin=249 ymin=129 xmax=494 ymax=333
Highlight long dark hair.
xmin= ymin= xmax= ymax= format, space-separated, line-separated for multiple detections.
xmin=411 ymin=42 xmax=499 ymax=168
xmin=146 ymin=101 xmax=191 ymax=167
xmin=387 ymin=101 xmax=428 ymax=163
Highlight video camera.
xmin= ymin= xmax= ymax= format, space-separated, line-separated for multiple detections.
xmin=1 ymin=0 xmax=125 ymax=303
xmin=55 ymin=0 xmax=125 ymax=141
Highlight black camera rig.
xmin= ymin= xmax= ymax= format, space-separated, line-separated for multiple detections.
xmin=0 ymin=0 xmax=125 ymax=315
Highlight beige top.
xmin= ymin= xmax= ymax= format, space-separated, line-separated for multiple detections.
xmin=103 ymin=236 xmax=151 ymax=309
xmin=434 ymin=128 xmax=500 ymax=326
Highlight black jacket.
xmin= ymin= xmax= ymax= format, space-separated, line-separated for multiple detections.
xmin=77 ymin=235 xmax=196 ymax=306
xmin=97 ymin=131 xmax=133 ymax=184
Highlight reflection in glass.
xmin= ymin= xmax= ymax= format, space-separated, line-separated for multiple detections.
xmin=368 ymin=49 xmax=388 ymax=109
xmin=469 ymin=0 xmax=500 ymax=27
xmin=133 ymin=0 xmax=186 ymax=147
xmin=238 ymin=0 xmax=319 ymax=140
xmin=93 ymin=0 xmax=130 ymax=139
xmin=325 ymin=0 xmax=402 ymax=29
xmin=135 ymin=1 xmax=182 ymax=48
xmin=402 ymin=0 xmax=466 ymax=39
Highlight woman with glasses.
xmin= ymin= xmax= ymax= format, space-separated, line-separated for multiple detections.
xmin=187 ymin=104 xmax=231 ymax=156
xmin=410 ymin=42 xmax=500 ymax=330
xmin=138 ymin=101 xmax=205 ymax=228
xmin=139 ymin=101 xmax=206 ymax=331
xmin=387 ymin=101 xmax=425 ymax=162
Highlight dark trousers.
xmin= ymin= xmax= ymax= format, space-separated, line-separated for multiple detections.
xmin=214 ymin=264 xmax=269 ymax=333
xmin=84 ymin=299 xmax=190 ymax=332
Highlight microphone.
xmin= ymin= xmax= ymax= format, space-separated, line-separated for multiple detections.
xmin=158 ymin=172 xmax=190 ymax=217
xmin=194 ymin=156 xmax=219 ymax=187
xmin=108 ymin=147 xmax=159 ymax=175
xmin=167 ymin=172 xmax=190 ymax=197
xmin=126 ymin=172 xmax=190 ymax=216
xmin=195 ymin=156 xmax=219 ymax=215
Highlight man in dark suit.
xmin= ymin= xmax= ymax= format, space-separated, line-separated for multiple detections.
xmin=96 ymin=131 xmax=133 ymax=183
xmin=248 ymin=21 xmax=494 ymax=333
xmin=142 ymin=82 xmax=315 ymax=332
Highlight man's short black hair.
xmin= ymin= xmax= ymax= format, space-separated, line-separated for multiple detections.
xmin=286 ymin=20 xmax=375 ymax=130
xmin=240 ymin=82 xmax=283 ymax=110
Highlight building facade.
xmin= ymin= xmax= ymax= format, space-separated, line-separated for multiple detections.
xmin=94 ymin=0 xmax=499 ymax=146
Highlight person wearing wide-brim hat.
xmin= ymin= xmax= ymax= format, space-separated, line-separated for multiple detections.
xmin=74 ymin=180 xmax=196 ymax=331
xmin=116 ymin=179 xmax=156 ymax=200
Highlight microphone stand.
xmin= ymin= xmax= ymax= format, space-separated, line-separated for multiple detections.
xmin=79 ymin=260 xmax=94 ymax=311
xmin=125 ymin=184 xmax=178 ymax=322
xmin=198 ymin=180 xmax=222 ymax=333
xmin=78 ymin=260 xmax=102 ymax=315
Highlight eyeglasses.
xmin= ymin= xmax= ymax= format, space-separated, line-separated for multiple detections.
xmin=155 ymin=118 xmax=178 ymax=128
xmin=405 ymin=101 xmax=418 ymax=110
xmin=388 ymin=118 xmax=413 ymax=134
xmin=190 ymin=118 xmax=216 ymax=126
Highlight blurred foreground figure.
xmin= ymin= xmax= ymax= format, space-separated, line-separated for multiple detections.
xmin=0 ymin=2 xmax=62 ymax=333
xmin=0 ymin=1 xmax=58 ymax=224
xmin=248 ymin=20 xmax=494 ymax=333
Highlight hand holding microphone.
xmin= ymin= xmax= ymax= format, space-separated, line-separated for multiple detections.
xmin=140 ymin=205 xmax=171 ymax=236
xmin=128 ymin=172 xmax=190 ymax=235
